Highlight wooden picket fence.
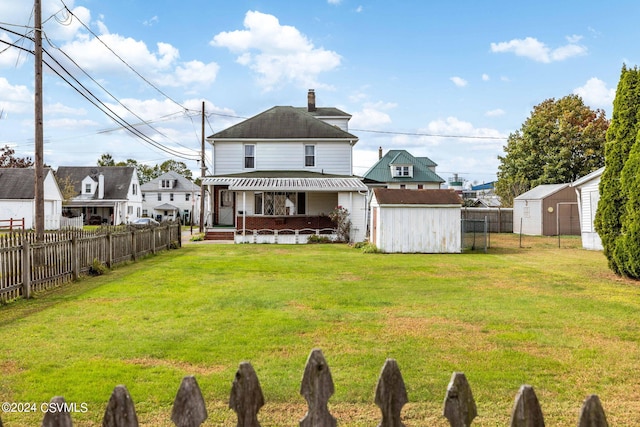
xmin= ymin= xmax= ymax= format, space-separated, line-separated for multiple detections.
xmin=4 ymin=348 xmax=609 ymax=427
xmin=0 ymin=223 xmax=181 ymax=303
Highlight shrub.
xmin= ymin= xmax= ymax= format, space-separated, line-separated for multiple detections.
xmin=88 ymin=258 xmax=107 ymax=276
xmin=307 ymin=234 xmax=332 ymax=244
xmin=328 ymin=206 xmax=352 ymax=243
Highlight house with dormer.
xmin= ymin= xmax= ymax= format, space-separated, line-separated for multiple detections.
xmin=362 ymin=149 xmax=445 ymax=190
xmin=141 ymin=171 xmax=202 ymax=224
xmin=55 ymin=166 xmax=142 ymax=225
xmin=201 ymin=90 xmax=368 ymax=243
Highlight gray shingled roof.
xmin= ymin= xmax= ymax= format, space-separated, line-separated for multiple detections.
xmin=55 ymin=166 xmax=135 ymax=200
xmin=0 ymin=168 xmax=53 ymax=199
xmin=514 ymin=183 xmax=569 ymax=200
xmin=141 ymin=170 xmax=199 ymax=192
xmin=362 ymin=150 xmax=444 ymax=184
xmin=373 ymin=188 xmax=462 ymax=205
xmin=207 ymin=106 xmax=358 ymax=140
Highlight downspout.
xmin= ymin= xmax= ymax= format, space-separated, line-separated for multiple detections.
xmin=243 ymin=191 xmax=246 ymax=241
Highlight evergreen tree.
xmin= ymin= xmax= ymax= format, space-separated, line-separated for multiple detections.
xmin=495 ymin=95 xmax=608 ymax=206
xmin=594 ymin=65 xmax=640 ymax=275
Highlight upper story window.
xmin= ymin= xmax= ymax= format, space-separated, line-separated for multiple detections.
xmin=84 ymin=183 xmax=92 ymax=194
xmin=132 ymin=183 xmax=138 ymax=195
xmin=161 ymin=180 xmax=173 ymax=189
xmin=185 ymin=193 xmax=190 ymax=201
xmin=170 ymin=193 xmax=174 ymax=201
xmin=244 ymin=144 xmax=255 ymax=169
xmin=157 ymin=193 xmax=162 ymax=201
xmin=392 ymin=165 xmax=413 ymax=177
xmin=305 ymin=145 xmax=315 ymax=167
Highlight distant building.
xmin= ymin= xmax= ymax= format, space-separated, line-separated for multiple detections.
xmin=141 ymin=171 xmax=203 ymax=224
xmin=362 ymin=148 xmax=444 ymax=190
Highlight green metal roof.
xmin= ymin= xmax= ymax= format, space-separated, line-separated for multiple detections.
xmin=362 ymin=150 xmax=444 ymax=184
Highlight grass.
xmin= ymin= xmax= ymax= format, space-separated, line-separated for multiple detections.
xmin=1 ymin=234 xmax=640 ymax=426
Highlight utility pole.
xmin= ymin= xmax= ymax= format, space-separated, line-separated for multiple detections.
xmin=199 ymin=101 xmax=205 ymax=233
xmin=34 ymin=0 xmax=45 ymax=241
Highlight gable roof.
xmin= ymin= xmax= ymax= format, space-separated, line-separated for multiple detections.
xmin=571 ymin=167 xmax=604 ymax=188
xmin=141 ymin=170 xmax=199 ymax=192
xmin=373 ymin=188 xmax=462 ymax=205
xmin=207 ymin=106 xmax=358 ymax=140
xmin=55 ymin=166 xmax=136 ymax=200
xmin=362 ymin=150 xmax=444 ymax=184
xmin=514 ymin=183 xmax=570 ymax=200
xmin=0 ymin=168 xmax=53 ymax=199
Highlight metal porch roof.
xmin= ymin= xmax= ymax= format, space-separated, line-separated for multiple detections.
xmin=201 ymin=176 xmax=368 ymax=192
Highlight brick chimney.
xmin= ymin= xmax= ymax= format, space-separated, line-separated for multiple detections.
xmin=307 ymin=89 xmax=316 ymax=112
xmin=379 ymin=146 xmax=383 ymax=160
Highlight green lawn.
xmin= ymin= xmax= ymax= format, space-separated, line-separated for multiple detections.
xmin=1 ymin=235 xmax=639 ymax=426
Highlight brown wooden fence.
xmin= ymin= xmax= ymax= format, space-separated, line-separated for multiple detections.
xmin=462 ymin=207 xmax=513 ymax=233
xmin=0 ymin=224 xmax=181 ymax=303
xmin=6 ymin=348 xmax=609 ymax=427
xmin=0 ymin=217 xmax=25 ymax=231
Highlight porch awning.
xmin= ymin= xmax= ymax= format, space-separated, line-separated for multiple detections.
xmin=201 ymin=177 xmax=368 ymax=192
xmin=154 ymin=203 xmax=180 ymax=211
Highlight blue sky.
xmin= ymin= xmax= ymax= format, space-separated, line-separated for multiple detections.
xmin=0 ymin=0 xmax=637 ymax=184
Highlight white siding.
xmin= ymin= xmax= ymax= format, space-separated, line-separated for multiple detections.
xmin=387 ymin=182 xmax=440 ymax=189
xmin=513 ymin=199 xmax=543 ymax=235
xmin=213 ymin=141 xmax=353 ymax=175
xmin=338 ymin=191 xmax=367 ymax=243
xmin=0 ymin=201 xmax=34 ymax=229
xmin=370 ymin=197 xmax=461 ymax=253
xmin=577 ymin=179 xmax=603 ymax=250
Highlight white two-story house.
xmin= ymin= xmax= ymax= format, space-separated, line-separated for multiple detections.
xmin=55 ymin=166 xmax=142 ymax=225
xmin=141 ymin=171 xmax=202 ymax=224
xmin=201 ymin=90 xmax=368 ymax=243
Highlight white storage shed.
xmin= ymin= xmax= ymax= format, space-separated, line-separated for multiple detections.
xmin=369 ymin=188 xmax=462 ymax=253
xmin=571 ymin=167 xmax=604 ymax=250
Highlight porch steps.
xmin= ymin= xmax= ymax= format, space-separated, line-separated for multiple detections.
xmin=205 ymin=229 xmax=236 ymax=241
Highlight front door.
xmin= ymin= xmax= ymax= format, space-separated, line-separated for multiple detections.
xmin=218 ymin=189 xmax=234 ymax=226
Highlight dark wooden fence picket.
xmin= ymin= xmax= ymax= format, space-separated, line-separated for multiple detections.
xmin=0 ymin=348 xmax=611 ymax=426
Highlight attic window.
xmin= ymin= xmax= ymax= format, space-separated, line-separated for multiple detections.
xmin=392 ymin=165 xmax=413 ymax=177
xmin=84 ymin=183 xmax=92 ymax=193
xmin=161 ymin=180 xmax=172 ymax=189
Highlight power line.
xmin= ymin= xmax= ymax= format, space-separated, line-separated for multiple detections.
xmin=351 ymin=128 xmax=507 ymax=140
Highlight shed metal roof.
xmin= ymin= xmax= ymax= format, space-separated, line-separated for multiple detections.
xmin=514 ymin=183 xmax=570 ymax=200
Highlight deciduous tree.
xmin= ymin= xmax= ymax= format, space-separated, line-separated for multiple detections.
xmin=495 ymin=95 xmax=608 ymax=206
xmin=0 ymin=145 xmax=34 ymax=168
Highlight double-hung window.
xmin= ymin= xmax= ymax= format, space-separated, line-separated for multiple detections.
xmin=244 ymin=144 xmax=255 ymax=169
xmin=305 ymin=145 xmax=315 ymax=167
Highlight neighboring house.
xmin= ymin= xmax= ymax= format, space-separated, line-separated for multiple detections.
xmin=141 ymin=171 xmax=202 ymax=224
xmin=369 ymin=188 xmax=462 ymax=253
xmin=571 ymin=167 xmax=604 ymax=250
xmin=0 ymin=168 xmax=63 ymax=230
xmin=362 ymin=148 xmax=444 ymax=190
xmin=55 ymin=166 xmax=142 ymax=225
xmin=201 ymin=89 xmax=368 ymax=243
xmin=513 ymin=183 xmax=580 ymax=236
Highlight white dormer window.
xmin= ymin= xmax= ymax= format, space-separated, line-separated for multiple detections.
xmin=85 ymin=183 xmax=92 ymax=193
xmin=392 ymin=165 xmax=413 ymax=177
xmin=161 ymin=180 xmax=173 ymax=189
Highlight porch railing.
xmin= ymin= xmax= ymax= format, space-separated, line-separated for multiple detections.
xmin=235 ymin=228 xmax=337 ymax=244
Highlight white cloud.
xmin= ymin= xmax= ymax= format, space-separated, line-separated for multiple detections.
xmin=144 ymin=16 xmax=159 ymax=27
xmin=423 ymin=117 xmax=505 ymax=147
xmin=482 ymin=74 xmax=490 ymax=81
xmin=490 ymin=36 xmax=587 ymax=63
xmin=450 ymin=76 xmax=468 ymax=87
xmin=485 ymin=108 xmax=505 ymax=117
xmin=356 ymin=6 xmax=364 ymax=12
xmin=350 ymin=102 xmax=396 ymax=129
xmin=210 ymin=11 xmax=341 ymax=91
xmin=328 ymin=0 xmax=342 ymax=4
xmin=0 ymin=77 xmax=31 ymax=114
xmin=58 ymin=34 xmax=219 ymax=88
xmin=573 ymin=77 xmax=615 ymax=109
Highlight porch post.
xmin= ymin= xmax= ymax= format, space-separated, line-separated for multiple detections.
xmin=242 ymin=191 xmax=246 ymax=239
